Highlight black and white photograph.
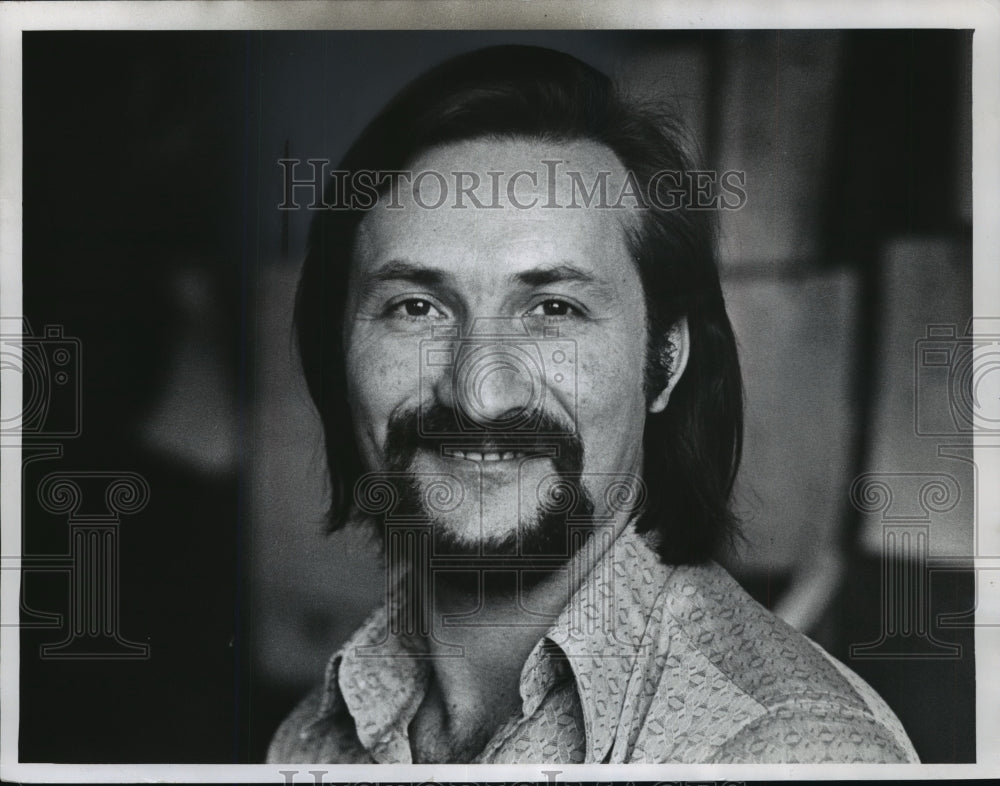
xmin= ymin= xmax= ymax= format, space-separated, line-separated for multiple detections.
xmin=1 ymin=1 xmax=997 ymax=781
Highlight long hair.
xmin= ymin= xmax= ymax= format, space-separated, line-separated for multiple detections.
xmin=294 ymin=44 xmax=743 ymax=564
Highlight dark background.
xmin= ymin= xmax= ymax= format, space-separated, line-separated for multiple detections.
xmin=19 ymin=30 xmax=973 ymax=763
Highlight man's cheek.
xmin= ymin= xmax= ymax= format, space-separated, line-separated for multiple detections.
xmin=349 ymin=342 xmax=413 ymax=401
xmin=575 ymin=353 xmax=646 ymax=439
xmin=574 ymin=353 xmax=620 ymax=417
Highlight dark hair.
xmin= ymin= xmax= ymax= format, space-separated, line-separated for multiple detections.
xmin=295 ymin=44 xmax=743 ymax=564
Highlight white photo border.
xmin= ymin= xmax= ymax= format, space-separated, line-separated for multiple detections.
xmin=1 ymin=0 xmax=998 ymax=782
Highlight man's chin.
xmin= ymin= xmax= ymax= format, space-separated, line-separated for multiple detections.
xmin=395 ymin=506 xmax=600 ymax=591
xmin=372 ymin=456 xmax=599 ymax=590
xmin=428 ymin=515 xmax=576 ymax=559
xmin=424 ymin=526 xmax=580 ymax=594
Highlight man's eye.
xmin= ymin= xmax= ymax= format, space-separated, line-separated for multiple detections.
xmin=390 ymin=298 xmax=445 ymax=319
xmin=530 ymin=299 xmax=577 ymax=317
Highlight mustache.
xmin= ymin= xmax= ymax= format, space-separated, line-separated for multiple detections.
xmin=384 ymin=403 xmax=583 ymax=472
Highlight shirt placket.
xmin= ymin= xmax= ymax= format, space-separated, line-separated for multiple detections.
xmin=477 ymin=640 xmax=566 ymax=762
xmin=370 ymin=726 xmax=415 ymax=764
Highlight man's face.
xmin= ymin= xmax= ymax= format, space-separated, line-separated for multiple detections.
xmin=344 ymin=138 xmax=664 ymax=556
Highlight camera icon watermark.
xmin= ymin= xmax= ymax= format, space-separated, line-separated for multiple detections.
xmin=914 ymin=318 xmax=1000 ymax=436
xmin=0 ymin=317 xmax=81 ymax=439
xmin=418 ymin=317 xmax=577 ymax=437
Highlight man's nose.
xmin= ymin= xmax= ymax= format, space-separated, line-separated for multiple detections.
xmin=435 ymin=341 xmax=545 ymax=430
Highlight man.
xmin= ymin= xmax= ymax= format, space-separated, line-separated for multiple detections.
xmin=269 ymin=45 xmax=918 ymax=764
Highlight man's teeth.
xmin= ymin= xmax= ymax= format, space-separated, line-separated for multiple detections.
xmin=448 ymin=449 xmax=528 ymax=462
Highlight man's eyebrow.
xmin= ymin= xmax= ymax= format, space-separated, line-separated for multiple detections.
xmin=363 ymin=260 xmax=611 ymax=294
xmin=365 ymin=260 xmax=448 ymax=287
xmin=513 ymin=264 xmax=601 ymax=288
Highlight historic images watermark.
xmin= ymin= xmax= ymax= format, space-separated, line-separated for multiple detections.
xmin=277 ymin=159 xmax=748 ymax=212
xmin=349 ymin=319 xmax=646 ymax=658
xmin=353 ymin=470 xmax=642 ymax=658
xmin=848 ymin=318 xmax=1000 ymax=660
xmin=30 ymin=471 xmax=151 ymax=660
xmin=914 ymin=319 xmax=1000 ymax=436
xmin=2 ymin=318 xmax=149 ymax=660
xmin=849 ymin=471 xmax=964 ymax=659
xmin=418 ymin=318 xmax=578 ymax=438
xmin=0 ymin=317 xmax=81 ymax=440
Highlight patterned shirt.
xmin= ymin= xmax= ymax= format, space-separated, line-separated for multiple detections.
xmin=268 ymin=525 xmax=919 ymax=764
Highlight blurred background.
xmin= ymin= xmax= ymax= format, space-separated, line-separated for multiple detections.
xmin=19 ymin=30 xmax=973 ymax=763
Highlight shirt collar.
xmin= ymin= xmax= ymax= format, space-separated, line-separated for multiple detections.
xmin=314 ymin=522 xmax=671 ymax=764
xmin=320 ymin=605 xmax=430 ymax=763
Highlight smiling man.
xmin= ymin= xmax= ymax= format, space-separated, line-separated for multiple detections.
xmin=268 ymin=45 xmax=919 ymax=764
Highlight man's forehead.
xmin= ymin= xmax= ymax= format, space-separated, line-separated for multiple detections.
xmin=401 ymin=136 xmax=633 ymax=201
xmin=351 ymin=137 xmax=641 ymax=279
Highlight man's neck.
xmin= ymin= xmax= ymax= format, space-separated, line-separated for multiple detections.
xmin=429 ymin=567 xmax=568 ymax=693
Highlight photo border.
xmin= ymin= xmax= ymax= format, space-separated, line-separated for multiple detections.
xmin=2 ymin=0 xmax=998 ymax=782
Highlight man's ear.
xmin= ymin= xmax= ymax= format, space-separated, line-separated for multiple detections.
xmin=648 ymin=317 xmax=690 ymax=414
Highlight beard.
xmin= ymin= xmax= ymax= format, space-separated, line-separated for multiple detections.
xmin=367 ymin=403 xmax=600 ymax=592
